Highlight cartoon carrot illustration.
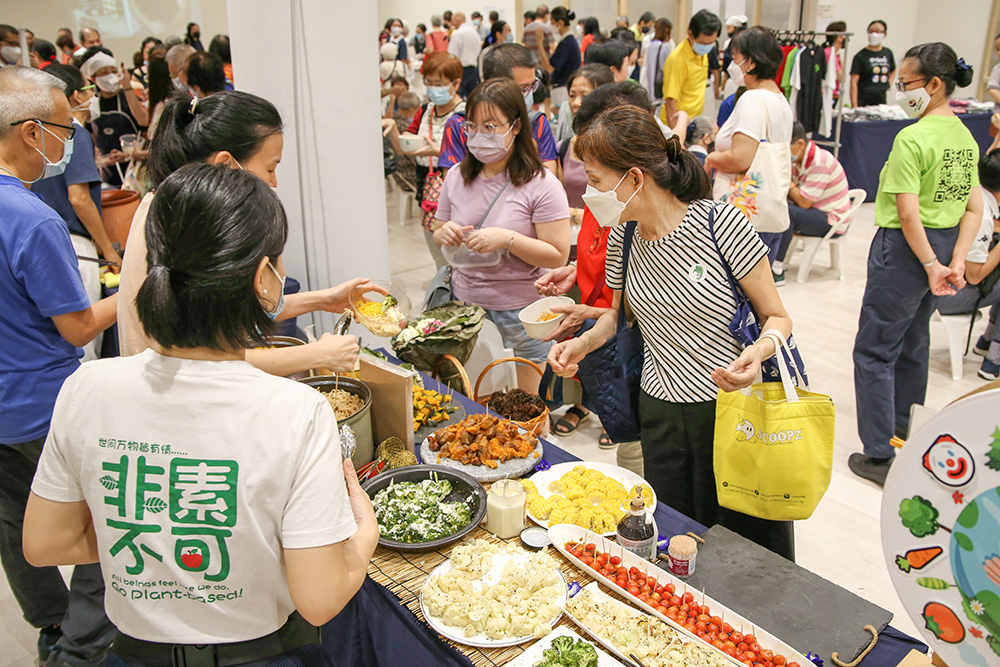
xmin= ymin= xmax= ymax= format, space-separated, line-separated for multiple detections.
xmin=895 ymin=546 xmax=944 ymax=573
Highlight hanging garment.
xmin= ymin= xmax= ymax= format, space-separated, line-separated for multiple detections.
xmin=794 ymin=45 xmax=827 ymax=134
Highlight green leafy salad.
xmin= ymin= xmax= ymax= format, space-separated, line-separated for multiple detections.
xmin=534 ymin=636 xmax=598 ymax=667
xmin=373 ymin=478 xmax=473 ymax=543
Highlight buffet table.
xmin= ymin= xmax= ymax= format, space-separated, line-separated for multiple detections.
xmin=322 ymin=360 xmax=928 ymax=666
xmin=821 ymin=112 xmax=993 ymax=202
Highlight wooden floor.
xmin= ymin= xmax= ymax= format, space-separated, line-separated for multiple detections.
xmin=3 ymin=188 xmax=990 ymax=664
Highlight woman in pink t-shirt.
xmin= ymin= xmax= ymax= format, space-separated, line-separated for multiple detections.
xmin=434 ymin=78 xmax=571 ymax=391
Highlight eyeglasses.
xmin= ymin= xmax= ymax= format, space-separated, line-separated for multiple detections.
xmin=460 ymin=119 xmax=513 ymax=135
xmin=9 ymin=118 xmax=77 ymax=141
xmin=519 ymin=77 xmax=541 ymax=96
xmin=895 ymin=78 xmax=927 ymax=92
xmin=423 ymin=78 xmax=452 ymax=87
xmin=0 ymin=37 xmax=19 ymax=47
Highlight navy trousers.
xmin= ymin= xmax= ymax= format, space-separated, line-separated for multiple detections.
xmin=853 ymin=226 xmax=960 ymax=458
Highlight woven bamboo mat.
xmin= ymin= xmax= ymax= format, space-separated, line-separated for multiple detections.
xmin=367 ymin=524 xmax=610 ymax=667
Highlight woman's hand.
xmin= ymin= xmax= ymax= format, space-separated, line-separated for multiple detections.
xmin=547 ymin=337 xmax=591 ymax=378
xmin=437 ymin=221 xmax=473 ymax=247
xmin=466 ymin=227 xmax=511 ymax=254
xmin=381 ymin=118 xmax=398 ymax=137
xmin=712 ymin=344 xmax=763 ymax=392
xmin=310 ymin=333 xmax=361 ymax=373
xmin=926 ymin=260 xmax=959 ymax=296
xmin=948 ymin=259 xmax=967 ymax=292
xmin=410 ymin=137 xmax=441 ymax=157
xmin=315 ymin=277 xmax=371 ymax=314
xmin=542 ymin=303 xmax=600 ymax=342
xmin=534 ymin=264 xmax=577 ymax=296
xmin=342 ymin=459 xmax=376 ymax=529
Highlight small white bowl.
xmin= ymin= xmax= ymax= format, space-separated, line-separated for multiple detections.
xmin=519 ymin=296 xmax=576 ymax=340
xmin=399 ymin=133 xmax=424 ymax=153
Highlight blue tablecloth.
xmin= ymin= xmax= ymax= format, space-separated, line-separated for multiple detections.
xmin=323 ymin=358 xmax=927 ymax=666
xmin=822 ymin=113 xmax=992 ymax=202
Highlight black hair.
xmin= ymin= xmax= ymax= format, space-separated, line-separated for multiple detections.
xmin=583 ymin=17 xmax=600 ymax=36
xmin=524 ymin=10 xmax=537 ymax=21
xmin=551 ymin=7 xmax=576 ymax=27
xmin=639 ymin=12 xmax=655 ymax=24
xmin=187 ymin=23 xmax=199 ymax=37
xmin=132 ymin=51 xmax=144 ymax=69
xmin=868 ymin=20 xmax=887 ymax=32
xmin=32 ymin=40 xmax=57 ymax=63
xmin=461 ymin=78 xmax=544 ymax=187
xmin=490 ymin=11 xmax=499 ymax=22
xmin=484 ymin=20 xmax=508 ymax=48
xmin=733 ymin=26 xmax=782 ymax=81
xmin=483 ymin=43 xmax=538 ymax=79
xmin=186 ymin=51 xmax=226 ymax=96
xmin=383 ymin=18 xmax=395 ymax=32
xmin=137 ymin=163 xmax=288 ymax=351
xmin=904 ymin=42 xmax=974 ymax=96
xmin=791 ymin=120 xmax=807 ymax=144
xmin=688 ymin=9 xmax=722 ymax=38
xmin=472 ymin=11 xmax=482 ymax=19
xmin=209 ymin=34 xmax=231 ymax=64
xmin=147 ymin=55 xmax=173 ymax=117
xmin=43 ymin=63 xmax=86 ymax=99
xmin=147 ymin=90 xmax=283 ymax=189
xmin=825 ymin=21 xmax=846 ymax=46
xmin=417 ymin=23 xmax=427 ymax=32
xmin=584 ymin=39 xmax=629 ymax=70
xmin=567 ymin=64 xmax=614 ymax=93
xmin=573 ymin=80 xmax=653 ymax=134
xmin=610 ymin=28 xmax=639 ymax=55
xmin=980 ymin=149 xmax=1000 ymax=192
xmin=0 ymin=24 xmax=17 ymax=40
xmin=140 ymin=36 xmax=161 ymax=55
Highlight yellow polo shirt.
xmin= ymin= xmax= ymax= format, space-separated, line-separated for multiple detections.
xmin=660 ymin=38 xmax=708 ymax=121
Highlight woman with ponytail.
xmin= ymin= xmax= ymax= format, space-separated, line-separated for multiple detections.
xmin=851 ymin=43 xmax=982 ymax=485
xmin=25 ymin=164 xmax=378 ymax=665
xmin=118 ymin=90 xmax=368 ymax=377
xmin=546 ymin=104 xmax=796 ymax=560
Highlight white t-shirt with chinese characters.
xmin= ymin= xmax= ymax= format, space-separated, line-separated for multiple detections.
xmin=968 ymin=186 xmax=1000 ymax=265
xmin=32 ymin=349 xmax=358 ymax=644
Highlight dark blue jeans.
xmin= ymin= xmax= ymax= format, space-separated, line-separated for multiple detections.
xmin=776 ymin=203 xmax=838 ymax=262
xmin=853 ymin=226 xmax=960 ymax=458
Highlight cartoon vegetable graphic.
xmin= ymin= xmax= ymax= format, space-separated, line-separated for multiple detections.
xmin=988 ymin=427 xmax=1000 ymax=472
xmin=922 ymin=602 xmax=965 ymax=644
xmin=895 ymin=546 xmax=944 ymax=573
xmin=899 ymin=496 xmax=951 ymax=538
xmin=916 ymin=577 xmax=954 ymax=590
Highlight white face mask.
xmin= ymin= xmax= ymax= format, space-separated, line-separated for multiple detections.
xmin=727 ymin=59 xmax=745 ymax=87
xmin=868 ymin=32 xmax=884 ymax=47
xmin=1 ymin=45 xmax=21 ymax=64
xmin=88 ymin=94 xmax=101 ymax=120
xmin=95 ymin=73 xmax=120 ymax=94
xmin=391 ymin=26 xmax=403 ymax=37
xmin=896 ymin=87 xmax=931 ymax=119
xmin=581 ymin=171 xmax=642 ymax=228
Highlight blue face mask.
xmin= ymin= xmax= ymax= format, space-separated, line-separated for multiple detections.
xmin=426 ymin=85 xmax=452 ymax=106
xmin=505 ymin=33 xmax=515 ymax=43
xmin=262 ymin=260 xmax=286 ymax=320
xmin=27 ymin=122 xmax=74 ymax=184
xmin=691 ymin=40 xmax=714 ymax=56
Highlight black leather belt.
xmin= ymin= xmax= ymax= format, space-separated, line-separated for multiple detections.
xmin=112 ymin=613 xmax=319 ymax=667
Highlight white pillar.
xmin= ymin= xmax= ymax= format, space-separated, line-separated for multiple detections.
xmin=227 ymin=0 xmax=391 ymax=333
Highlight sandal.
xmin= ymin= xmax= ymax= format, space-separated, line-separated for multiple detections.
xmin=553 ymin=406 xmax=590 ymax=435
xmin=598 ymin=430 xmax=615 ymax=449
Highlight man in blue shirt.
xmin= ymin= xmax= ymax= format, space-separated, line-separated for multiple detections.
xmin=438 ymin=43 xmax=559 ymax=173
xmin=0 ymin=65 xmax=117 ymax=667
xmin=31 ymin=63 xmax=119 ymax=362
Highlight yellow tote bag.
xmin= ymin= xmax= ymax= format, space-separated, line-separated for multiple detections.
xmin=713 ymin=331 xmax=835 ymax=521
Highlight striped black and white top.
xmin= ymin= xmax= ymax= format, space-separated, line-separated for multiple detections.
xmin=606 ymin=200 xmax=768 ymax=403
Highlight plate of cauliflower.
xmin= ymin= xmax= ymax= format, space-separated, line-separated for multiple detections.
xmin=420 ymin=539 xmax=567 ymax=647
xmin=521 ymin=463 xmax=656 ymax=536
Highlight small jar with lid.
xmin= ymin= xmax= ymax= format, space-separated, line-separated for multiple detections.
xmin=667 ymin=535 xmax=698 ymax=577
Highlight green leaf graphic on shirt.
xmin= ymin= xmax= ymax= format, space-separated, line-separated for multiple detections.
xmin=100 ymin=475 xmax=118 ymax=490
xmin=143 ymin=497 xmax=167 ymax=514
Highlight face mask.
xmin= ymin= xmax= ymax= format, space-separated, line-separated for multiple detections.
xmin=868 ymin=32 xmax=884 ymax=47
xmin=691 ymin=40 xmax=713 ymax=56
xmin=261 ymin=260 xmax=286 ymax=320
xmin=506 ymin=33 xmax=515 ymax=43
xmin=192 ymin=31 xmax=201 ymax=39
xmin=642 ymin=26 xmax=650 ymax=34
xmin=95 ymin=73 xmax=120 ymax=94
xmin=1 ymin=45 xmax=20 ymax=64
xmin=523 ymin=90 xmax=536 ymax=110
xmin=473 ymin=18 xmax=481 ymax=27
xmin=426 ymin=85 xmax=452 ymax=106
xmin=391 ymin=26 xmax=403 ymax=37
xmin=727 ymin=59 xmax=745 ymax=87
xmin=467 ymin=125 xmax=514 ymax=164
xmin=27 ymin=122 xmax=74 ymax=183
xmin=581 ymin=171 xmax=642 ymax=228
xmin=87 ymin=94 xmax=101 ymax=121
xmin=575 ymin=25 xmax=583 ymax=37
xmin=71 ymin=91 xmax=93 ymax=114
xmin=896 ymin=87 xmax=931 ymax=119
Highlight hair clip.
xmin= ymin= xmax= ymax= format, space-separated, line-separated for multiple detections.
xmin=189 ymin=96 xmax=199 ymax=115
xmin=957 ymin=57 xmax=971 ymax=72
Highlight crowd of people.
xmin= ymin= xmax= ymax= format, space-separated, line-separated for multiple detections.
xmin=0 ymin=7 xmax=996 ymax=666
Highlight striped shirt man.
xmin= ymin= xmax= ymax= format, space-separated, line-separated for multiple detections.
xmin=793 ymin=140 xmax=851 ymax=226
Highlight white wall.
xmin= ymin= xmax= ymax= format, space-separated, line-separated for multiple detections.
xmin=3 ymin=0 xmax=229 ymax=66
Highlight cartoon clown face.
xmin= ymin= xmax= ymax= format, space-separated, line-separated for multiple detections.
xmin=922 ymin=434 xmax=975 ymax=487
xmin=735 ymin=418 xmax=756 ymax=442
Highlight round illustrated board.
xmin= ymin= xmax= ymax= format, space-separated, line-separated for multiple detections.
xmin=419 ymin=435 xmax=543 ymax=483
xmin=525 ymin=461 xmax=657 ymax=537
xmin=881 ymin=388 xmax=1000 ymax=667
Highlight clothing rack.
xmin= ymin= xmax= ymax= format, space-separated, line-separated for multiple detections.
xmin=770 ymin=29 xmax=854 ymax=159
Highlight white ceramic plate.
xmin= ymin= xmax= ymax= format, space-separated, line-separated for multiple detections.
xmin=502 ymin=625 xmax=618 ymax=667
xmin=420 ymin=549 xmax=567 ymax=648
xmin=526 ymin=462 xmax=657 ymax=536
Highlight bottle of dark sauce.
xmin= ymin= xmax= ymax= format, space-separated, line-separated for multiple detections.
xmin=616 ymin=496 xmax=655 ymax=561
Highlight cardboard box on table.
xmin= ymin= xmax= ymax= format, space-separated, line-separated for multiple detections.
xmin=359 ymin=356 xmax=417 ymax=453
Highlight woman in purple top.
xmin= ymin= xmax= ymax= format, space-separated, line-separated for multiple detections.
xmin=434 ymin=79 xmax=571 ymax=391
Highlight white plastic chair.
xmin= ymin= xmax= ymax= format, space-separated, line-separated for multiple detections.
xmin=933 ymin=309 xmax=983 ymax=381
xmin=793 ymin=188 xmax=867 ymax=284
xmin=463 ymin=318 xmax=516 ymax=396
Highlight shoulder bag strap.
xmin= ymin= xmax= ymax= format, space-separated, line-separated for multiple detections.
xmin=706 ymin=203 xmax=745 ymax=307
xmin=583 ymin=274 xmax=607 ymax=307
xmin=426 ymin=103 xmax=437 ymax=173
xmin=473 ymin=179 xmax=511 ymax=230
xmin=618 ymin=220 xmax=639 ymax=330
